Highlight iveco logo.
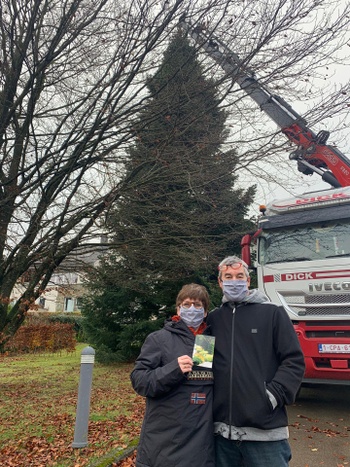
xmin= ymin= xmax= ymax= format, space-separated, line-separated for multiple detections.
xmin=309 ymin=281 xmax=350 ymax=292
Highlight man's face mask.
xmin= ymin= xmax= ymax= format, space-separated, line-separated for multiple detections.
xmin=222 ymin=280 xmax=249 ymax=302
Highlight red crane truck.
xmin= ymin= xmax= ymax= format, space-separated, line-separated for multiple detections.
xmin=180 ymin=18 xmax=350 ymax=383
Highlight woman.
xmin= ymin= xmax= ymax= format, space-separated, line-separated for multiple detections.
xmin=130 ymin=283 xmax=215 ymax=467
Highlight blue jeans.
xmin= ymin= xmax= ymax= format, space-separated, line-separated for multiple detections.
xmin=215 ymin=434 xmax=291 ymax=467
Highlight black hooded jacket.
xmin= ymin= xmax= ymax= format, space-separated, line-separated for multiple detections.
xmin=206 ymin=299 xmax=305 ymax=432
xmin=130 ymin=319 xmax=215 ymax=467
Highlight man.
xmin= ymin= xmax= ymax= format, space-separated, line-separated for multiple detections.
xmin=206 ymin=256 xmax=305 ymax=467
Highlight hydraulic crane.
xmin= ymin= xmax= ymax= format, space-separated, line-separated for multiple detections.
xmin=179 ymin=17 xmax=350 ymax=188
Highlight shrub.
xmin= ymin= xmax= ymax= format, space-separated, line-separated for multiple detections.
xmin=24 ymin=312 xmax=86 ymax=341
xmin=5 ymin=322 xmax=76 ymax=354
xmin=46 ymin=313 xmax=86 ymax=342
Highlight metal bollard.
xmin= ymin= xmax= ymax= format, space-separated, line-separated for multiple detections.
xmin=72 ymin=346 xmax=95 ymax=448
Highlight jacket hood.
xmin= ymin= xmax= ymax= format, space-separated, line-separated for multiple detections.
xmin=222 ymin=288 xmax=269 ymax=306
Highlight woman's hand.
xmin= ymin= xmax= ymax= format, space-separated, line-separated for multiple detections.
xmin=178 ymin=355 xmax=193 ymax=374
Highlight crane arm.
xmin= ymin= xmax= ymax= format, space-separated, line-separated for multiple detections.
xmin=179 ymin=19 xmax=350 ymax=188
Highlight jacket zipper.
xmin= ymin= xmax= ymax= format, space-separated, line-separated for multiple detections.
xmin=228 ymin=306 xmax=235 ymax=439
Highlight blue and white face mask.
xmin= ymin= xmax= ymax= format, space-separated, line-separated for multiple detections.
xmin=222 ymin=280 xmax=249 ymax=303
xmin=179 ymin=305 xmax=205 ymax=329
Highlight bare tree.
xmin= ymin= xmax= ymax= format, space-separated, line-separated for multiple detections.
xmin=0 ymin=0 xmax=349 ymax=344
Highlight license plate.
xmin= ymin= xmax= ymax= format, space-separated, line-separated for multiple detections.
xmin=318 ymin=343 xmax=350 ymax=354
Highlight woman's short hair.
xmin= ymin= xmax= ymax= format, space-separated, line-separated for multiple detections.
xmin=176 ymin=283 xmax=210 ymax=312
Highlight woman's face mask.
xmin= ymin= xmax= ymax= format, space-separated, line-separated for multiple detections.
xmin=179 ymin=305 xmax=205 ymax=329
xmin=222 ymin=280 xmax=249 ymax=302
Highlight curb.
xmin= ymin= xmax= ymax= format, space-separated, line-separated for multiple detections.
xmin=87 ymin=440 xmax=138 ymax=467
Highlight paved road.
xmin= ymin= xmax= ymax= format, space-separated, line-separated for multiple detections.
xmin=288 ymin=384 xmax=350 ymax=467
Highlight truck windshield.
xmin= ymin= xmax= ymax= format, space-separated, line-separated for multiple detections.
xmin=259 ymin=220 xmax=350 ymax=265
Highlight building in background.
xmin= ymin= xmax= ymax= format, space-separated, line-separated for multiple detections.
xmin=11 ymin=238 xmax=107 ymax=313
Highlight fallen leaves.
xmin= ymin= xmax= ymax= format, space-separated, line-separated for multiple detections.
xmin=112 ymin=452 xmax=137 ymax=466
xmin=0 ymin=351 xmax=145 ymax=467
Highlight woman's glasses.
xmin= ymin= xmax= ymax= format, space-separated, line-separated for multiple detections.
xmin=181 ymin=301 xmax=203 ymax=310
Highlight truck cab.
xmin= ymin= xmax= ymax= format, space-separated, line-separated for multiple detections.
xmin=243 ymin=187 xmax=350 ymax=383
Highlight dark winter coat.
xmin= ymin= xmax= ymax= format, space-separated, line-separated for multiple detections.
xmin=206 ymin=300 xmax=305 ymax=431
xmin=130 ymin=319 xmax=215 ymax=467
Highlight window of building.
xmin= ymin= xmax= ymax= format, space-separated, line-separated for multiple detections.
xmin=64 ymin=297 xmax=74 ymax=312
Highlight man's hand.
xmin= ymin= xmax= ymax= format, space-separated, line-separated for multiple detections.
xmin=178 ymin=355 xmax=193 ymax=374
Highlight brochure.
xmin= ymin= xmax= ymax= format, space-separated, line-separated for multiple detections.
xmin=192 ymin=335 xmax=215 ymax=368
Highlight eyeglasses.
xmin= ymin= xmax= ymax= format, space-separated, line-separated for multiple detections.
xmin=181 ymin=301 xmax=203 ymax=310
xmin=218 ymin=262 xmax=245 ymax=271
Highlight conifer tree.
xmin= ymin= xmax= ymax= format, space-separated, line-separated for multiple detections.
xmin=82 ymin=32 xmax=255 ymax=361
xmin=112 ymin=31 xmax=255 ymax=275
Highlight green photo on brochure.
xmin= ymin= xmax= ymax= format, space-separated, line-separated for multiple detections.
xmin=192 ymin=335 xmax=216 ymax=368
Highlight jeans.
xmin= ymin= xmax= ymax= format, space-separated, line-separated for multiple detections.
xmin=215 ymin=434 xmax=292 ymax=467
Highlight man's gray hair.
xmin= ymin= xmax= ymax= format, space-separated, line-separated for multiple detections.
xmin=218 ymin=256 xmax=250 ymax=278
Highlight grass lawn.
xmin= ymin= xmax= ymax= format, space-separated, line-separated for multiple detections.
xmin=0 ymin=344 xmax=144 ymax=467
